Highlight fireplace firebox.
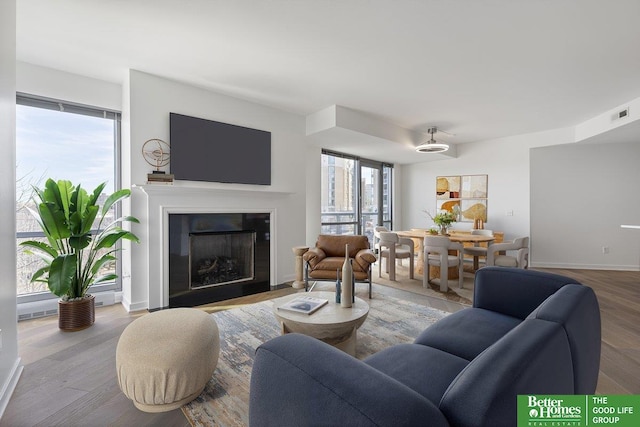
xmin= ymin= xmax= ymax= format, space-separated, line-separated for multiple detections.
xmin=190 ymin=230 xmax=255 ymax=289
xmin=169 ymin=212 xmax=270 ymax=307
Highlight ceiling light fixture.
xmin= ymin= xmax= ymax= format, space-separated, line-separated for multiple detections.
xmin=415 ymin=126 xmax=449 ymax=153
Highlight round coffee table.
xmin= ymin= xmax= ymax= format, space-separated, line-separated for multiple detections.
xmin=272 ymin=291 xmax=369 ymax=356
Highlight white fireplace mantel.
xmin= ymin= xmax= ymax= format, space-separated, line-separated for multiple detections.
xmin=134 ymin=182 xmax=294 ymax=197
xmin=132 ymin=183 xmax=282 ymax=310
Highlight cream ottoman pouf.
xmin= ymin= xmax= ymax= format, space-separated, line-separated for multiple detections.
xmin=116 ymin=308 xmax=220 ymax=413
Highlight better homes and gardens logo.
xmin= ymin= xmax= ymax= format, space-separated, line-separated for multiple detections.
xmin=517 ymin=395 xmax=640 ymax=427
xmin=522 ymin=395 xmax=582 ymax=425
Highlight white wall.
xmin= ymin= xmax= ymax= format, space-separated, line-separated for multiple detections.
xmin=305 ymin=145 xmax=322 ymax=246
xmin=531 ymin=141 xmax=640 ymax=269
xmin=124 ymin=70 xmax=307 ymax=309
xmin=402 ymin=125 xmax=640 ymax=271
xmin=402 ymin=127 xmax=574 ymax=241
xmin=0 ymin=0 xmax=22 ymax=417
xmin=16 ymin=62 xmax=121 ymax=110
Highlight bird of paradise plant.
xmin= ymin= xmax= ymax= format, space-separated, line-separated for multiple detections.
xmin=20 ymin=179 xmax=139 ymax=300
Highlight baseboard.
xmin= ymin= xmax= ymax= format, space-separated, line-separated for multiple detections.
xmin=530 ymin=262 xmax=640 ymax=271
xmin=17 ymin=291 xmax=117 ymax=321
xmin=0 ymin=357 xmax=23 ymax=419
xmin=120 ymin=295 xmax=148 ymax=313
xmin=279 ymin=273 xmax=296 ymax=284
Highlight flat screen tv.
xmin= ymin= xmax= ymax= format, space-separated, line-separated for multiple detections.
xmin=170 ymin=113 xmax=271 ymax=185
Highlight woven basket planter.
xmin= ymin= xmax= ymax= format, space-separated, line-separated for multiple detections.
xmin=58 ymin=295 xmax=95 ymax=332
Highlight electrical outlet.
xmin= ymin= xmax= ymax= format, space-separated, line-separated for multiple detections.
xmin=506 ymin=210 xmax=514 ymax=216
xmin=602 ymin=246 xmax=610 ymax=254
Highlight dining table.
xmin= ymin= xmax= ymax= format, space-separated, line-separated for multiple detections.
xmin=395 ymin=229 xmax=496 ymax=278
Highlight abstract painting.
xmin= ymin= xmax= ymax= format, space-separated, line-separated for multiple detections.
xmin=436 ymin=175 xmax=488 ymax=222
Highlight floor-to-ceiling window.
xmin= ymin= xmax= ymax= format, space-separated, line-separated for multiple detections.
xmin=320 ymin=151 xmax=357 ymax=235
xmin=382 ymin=164 xmax=393 ymax=231
xmin=15 ymin=93 xmax=121 ymax=302
xmin=360 ymin=160 xmax=382 ymax=246
xmin=321 ymin=150 xmax=393 ymax=246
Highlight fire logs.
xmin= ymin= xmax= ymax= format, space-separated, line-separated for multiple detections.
xmin=194 ymin=256 xmax=243 ymax=286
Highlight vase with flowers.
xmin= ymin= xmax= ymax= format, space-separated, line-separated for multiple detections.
xmin=425 ymin=208 xmax=459 ymax=235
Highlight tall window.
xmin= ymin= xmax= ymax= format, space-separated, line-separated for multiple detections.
xmin=382 ymin=164 xmax=393 ymax=230
xmin=15 ymin=94 xmax=121 ymax=301
xmin=321 ymin=152 xmax=357 ymax=235
xmin=321 ymin=150 xmax=393 ymax=245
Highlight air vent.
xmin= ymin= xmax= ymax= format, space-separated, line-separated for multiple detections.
xmin=18 ymin=291 xmax=115 ymax=321
xmin=617 ymin=108 xmax=629 ymax=120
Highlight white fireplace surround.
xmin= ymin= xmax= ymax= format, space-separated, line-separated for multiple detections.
xmin=132 ymin=184 xmax=289 ymax=311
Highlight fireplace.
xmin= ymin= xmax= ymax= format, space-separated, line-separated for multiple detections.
xmin=189 ymin=231 xmax=255 ymax=289
xmin=168 ymin=212 xmax=270 ymax=307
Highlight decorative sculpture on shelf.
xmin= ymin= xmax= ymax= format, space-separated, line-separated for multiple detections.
xmin=142 ymin=138 xmax=174 ymax=183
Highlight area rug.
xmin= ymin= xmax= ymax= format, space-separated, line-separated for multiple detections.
xmin=371 ymin=262 xmax=475 ymax=305
xmin=181 ymin=294 xmax=449 ymax=427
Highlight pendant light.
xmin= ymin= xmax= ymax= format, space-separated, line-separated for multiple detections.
xmin=415 ymin=127 xmax=449 ymax=153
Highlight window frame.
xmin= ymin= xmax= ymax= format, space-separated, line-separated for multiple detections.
xmin=321 ymin=149 xmax=393 ymax=237
xmin=15 ymin=93 xmax=122 ymax=303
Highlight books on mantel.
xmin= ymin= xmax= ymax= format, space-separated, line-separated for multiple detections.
xmin=277 ymin=296 xmax=328 ymax=315
xmin=147 ymin=172 xmax=174 ymax=184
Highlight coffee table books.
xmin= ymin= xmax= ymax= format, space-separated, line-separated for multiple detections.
xmin=277 ymin=295 xmax=328 ymax=315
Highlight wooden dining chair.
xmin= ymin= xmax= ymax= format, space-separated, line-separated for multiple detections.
xmin=423 ymin=235 xmax=464 ymax=292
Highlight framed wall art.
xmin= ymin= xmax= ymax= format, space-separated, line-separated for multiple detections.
xmin=436 ymin=174 xmax=488 ymax=222
xmin=436 ymin=176 xmax=461 ymax=199
xmin=461 ymin=175 xmax=488 ymax=198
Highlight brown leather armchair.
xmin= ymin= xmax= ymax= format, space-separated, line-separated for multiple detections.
xmin=303 ymin=234 xmax=377 ymax=298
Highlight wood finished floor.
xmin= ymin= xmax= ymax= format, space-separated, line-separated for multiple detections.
xmin=535 ymin=268 xmax=640 ymax=394
xmin=1 ymin=268 xmax=638 ymax=426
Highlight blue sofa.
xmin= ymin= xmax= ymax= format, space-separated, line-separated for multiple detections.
xmin=249 ymin=268 xmax=601 ymax=427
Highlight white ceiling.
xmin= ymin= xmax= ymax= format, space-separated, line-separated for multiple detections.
xmin=16 ymin=0 xmax=640 ymax=163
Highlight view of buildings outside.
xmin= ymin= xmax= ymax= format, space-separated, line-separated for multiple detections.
xmin=360 ymin=165 xmax=380 ymax=245
xmin=382 ymin=165 xmax=392 ymax=226
xmin=321 ymin=154 xmax=356 ymax=235
xmin=15 ymin=103 xmax=116 ymax=296
xmin=321 ymin=152 xmax=392 ymax=246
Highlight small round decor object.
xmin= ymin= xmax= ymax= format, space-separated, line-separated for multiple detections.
xmin=116 ymin=308 xmax=220 ymax=412
xmin=142 ymin=138 xmax=171 ymax=171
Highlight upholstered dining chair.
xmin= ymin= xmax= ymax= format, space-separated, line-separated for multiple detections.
xmin=462 ymin=229 xmax=494 ymax=270
xmin=486 ymin=236 xmax=529 ymax=269
xmin=423 ymin=235 xmax=464 ymax=292
xmin=378 ymin=231 xmax=414 ymax=281
xmin=373 ymin=226 xmax=389 ymax=253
